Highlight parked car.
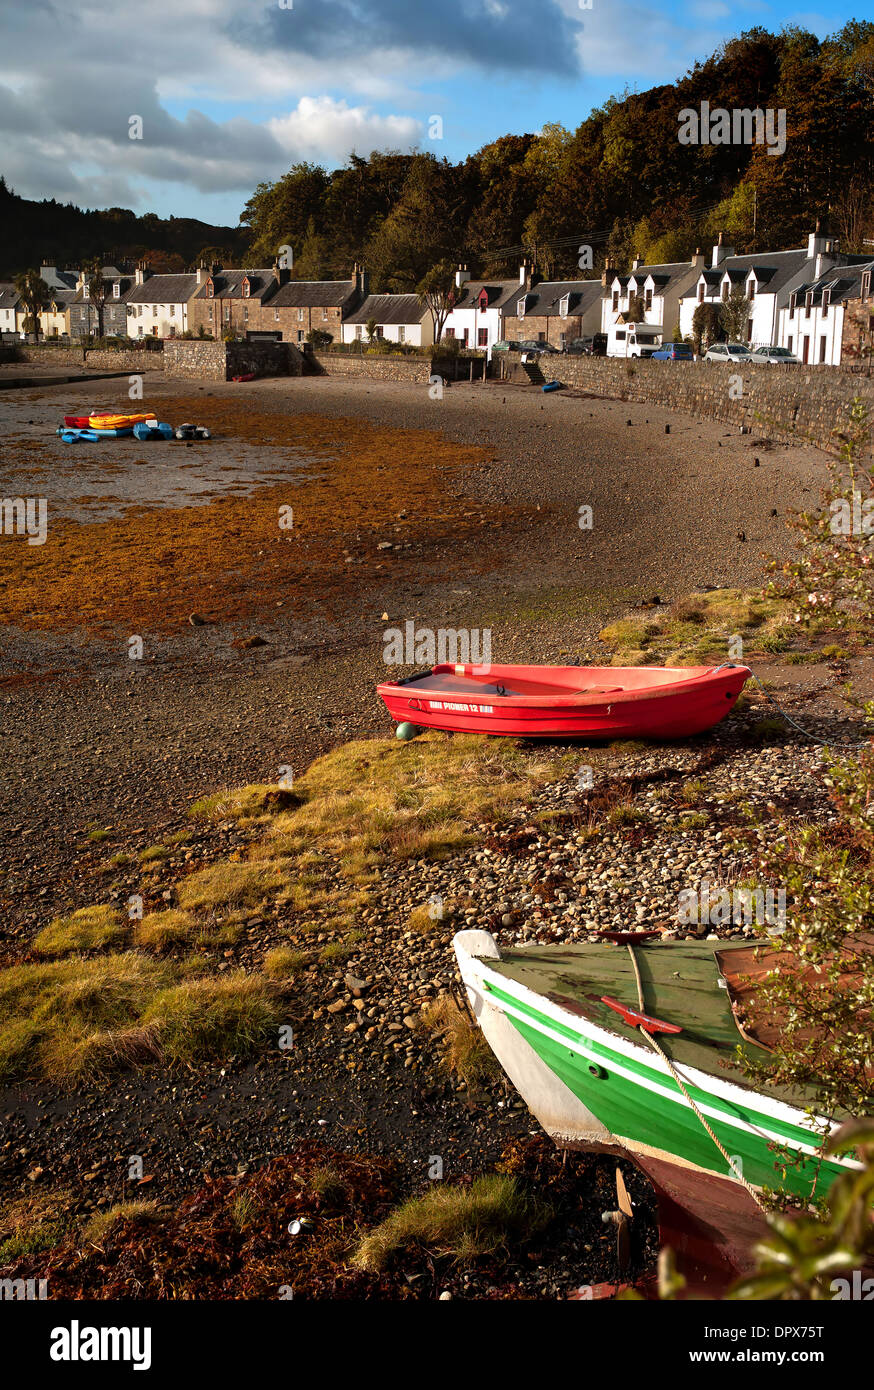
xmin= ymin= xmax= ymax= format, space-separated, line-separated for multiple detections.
xmin=492 ymin=340 xmax=522 ymax=353
xmin=518 ymin=339 xmax=560 ymax=354
xmin=704 ymin=342 xmax=753 ymax=364
xmin=651 ymin=342 xmax=693 ymax=361
xmin=567 ymin=334 xmax=607 ymax=356
xmin=749 ymin=345 xmax=802 ymax=365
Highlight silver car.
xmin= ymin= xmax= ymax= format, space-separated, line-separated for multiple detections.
xmin=749 ymin=345 xmax=801 ymax=365
xmin=704 ymin=342 xmax=753 ymax=364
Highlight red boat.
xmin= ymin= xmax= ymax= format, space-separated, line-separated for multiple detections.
xmin=376 ymin=662 xmax=750 ymax=739
xmin=63 ymin=415 xmax=92 ymax=428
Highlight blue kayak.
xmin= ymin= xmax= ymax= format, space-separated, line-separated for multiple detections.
xmin=58 ymin=428 xmax=102 ymax=442
xmin=90 ymin=425 xmax=134 ymax=437
xmin=133 ymin=421 xmax=174 ymax=441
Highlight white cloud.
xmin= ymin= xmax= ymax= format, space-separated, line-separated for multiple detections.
xmin=267 ymin=97 xmax=421 ymax=163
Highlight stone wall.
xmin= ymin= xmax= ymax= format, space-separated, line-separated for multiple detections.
xmin=312 ymin=352 xmax=484 ymax=383
xmin=499 ymin=355 xmax=874 ymax=454
xmin=162 ymin=339 xmax=305 ymax=381
xmin=6 ymin=344 xmax=163 ymax=371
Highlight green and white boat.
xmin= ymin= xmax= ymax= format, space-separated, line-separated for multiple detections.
xmin=454 ymin=928 xmax=860 ymax=1292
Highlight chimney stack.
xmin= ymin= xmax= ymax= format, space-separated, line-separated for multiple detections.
xmin=273 ymin=261 xmax=290 ymax=287
xmin=134 ymin=263 xmax=151 ymax=286
xmin=690 ymin=247 xmax=705 ymax=270
xmin=601 ymin=262 xmax=615 ymax=287
xmin=455 ymin=263 xmax=470 ymax=289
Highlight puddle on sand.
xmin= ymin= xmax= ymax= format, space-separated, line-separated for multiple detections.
xmin=0 ymin=440 xmax=321 ymax=524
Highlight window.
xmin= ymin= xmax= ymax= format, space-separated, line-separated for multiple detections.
xmin=207 ymin=281 xmax=214 ymax=298
xmin=615 ymin=330 xmax=626 ymax=341
xmin=297 ymin=308 xmax=304 ymax=321
xmin=861 ymin=270 xmax=871 ymax=301
xmin=747 ymin=279 xmax=755 ymax=298
xmin=517 ymin=297 xmax=526 ymax=319
xmin=152 ymin=306 xmax=157 ymax=317
xmin=805 ymin=291 xmax=813 ymax=318
xmin=112 ymin=283 xmax=120 ymax=298
xmin=355 ymin=325 xmax=363 ymax=339
xmin=224 ymin=305 xmax=230 ymax=320
xmin=445 ymin=327 xmax=455 ymax=338
xmin=478 ymin=327 xmax=488 ymax=347
xmin=137 ymin=324 xmax=143 ymax=337
xmin=297 ymin=330 xmax=303 ymax=342
xmin=698 ymin=283 xmax=705 ymax=303
xmin=244 ymin=307 xmax=248 ymax=321
xmin=83 ymin=285 xmax=89 ymax=299
xmin=274 ymin=309 xmax=280 ymax=321
xmin=169 ymin=305 xmax=175 ymax=316
xmin=612 ymin=291 xmax=619 ymax=311
xmin=645 ymin=288 xmax=652 ymax=310
xmin=538 ymin=331 xmax=546 ymax=342
xmin=821 ymin=289 xmax=830 ymax=313
xmin=559 ymin=294 xmax=569 ymax=319
xmin=242 ymin=279 xmax=250 ymax=298
xmin=721 ymin=282 xmax=729 ymax=301
xmin=819 ymin=335 xmax=827 ymax=363
xmin=208 ymin=306 xmax=213 ymax=320
xmin=787 ymin=336 xmax=793 ymax=353
xmin=789 ymin=293 xmax=796 ymax=318
xmin=377 ymin=326 xmax=384 ymax=337
xmin=322 ymin=308 xmax=328 ymax=320
xmin=398 ymin=326 xmax=405 ymax=343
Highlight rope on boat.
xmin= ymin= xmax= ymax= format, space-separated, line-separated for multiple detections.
xmin=721 ymin=663 xmax=872 ymax=751
xmin=626 ymin=944 xmax=769 ymax=1217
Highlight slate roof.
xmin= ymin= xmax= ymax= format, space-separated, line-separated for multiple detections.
xmin=268 ymin=279 xmax=358 ymax=309
xmin=504 ymin=279 xmax=604 ymax=317
xmin=344 ymin=293 xmax=426 ymax=325
xmin=191 ymin=269 xmax=277 ymax=301
xmin=790 ymin=260 xmax=874 ymax=307
xmin=626 ymin=261 xmax=700 ymax=295
xmin=124 ymin=274 xmax=199 ymax=304
xmin=452 ymin=280 xmax=519 ymax=311
xmin=0 ymin=283 xmax=22 ymax=308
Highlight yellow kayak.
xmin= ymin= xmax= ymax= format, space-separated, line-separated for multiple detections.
xmin=88 ymin=412 xmax=157 ymax=429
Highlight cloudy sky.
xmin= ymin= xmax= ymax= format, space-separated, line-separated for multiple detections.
xmin=0 ymin=0 xmax=862 ymax=225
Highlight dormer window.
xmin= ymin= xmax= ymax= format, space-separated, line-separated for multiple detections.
xmin=612 ymin=291 xmax=619 ymax=311
xmin=789 ymin=292 xmax=797 ymax=317
xmin=559 ymin=294 xmax=570 ymax=319
xmin=805 ymin=290 xmax=813 ymax=317
xmin=747 ymin=279 xmax=756 ymax=298
xmin=112 ymin=282 xmax=120 ymax=298
xmin=698 ymin=283 xmax=705 ymax=303
xmin=821 ymin=288 xmax=830 ymax=313
xmin=242 ymin=278 xmax=250 ymax=298
xmin=478 ymin=289 xmax=488 ymax=312
xmin=644 ymin=288 xmax=652 ymax=310
xmin=721 ymin=281 xmax=729 ymax=301
xmin=207 ymin=280 xmax=214 ymax=298
xmin=517 ymin=296 xmax=526 ymax=319
xmin=862 ymin=271 xmax=871 ymax=301
xmin=83 ymin=285 xmax=89 ymax=299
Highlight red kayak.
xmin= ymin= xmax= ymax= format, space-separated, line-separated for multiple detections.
xmin=376 ymin=662 xmax=750 ymax=739
xmin=64 ymin=415 xmax=92 ymax=428
xmin=232 ymin=372 xmax=256 ymax=382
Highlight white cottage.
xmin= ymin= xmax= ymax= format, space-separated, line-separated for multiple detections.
xmin=124 ymin=267 xmax=200 ymax=338
xmin=341 ymin=293 xmax=433 ymax=347
xmin=442 ymin=265 xmax=529 ymax=353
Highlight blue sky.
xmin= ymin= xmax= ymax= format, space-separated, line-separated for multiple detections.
xmin=0 ymin=0 xmax=865 ymax=226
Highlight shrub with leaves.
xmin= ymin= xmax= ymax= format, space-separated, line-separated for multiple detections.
xmin=742 ymin=742 xmax=874 ymax=1121
xmin=767 ymin=396 xmax=874 ymax=643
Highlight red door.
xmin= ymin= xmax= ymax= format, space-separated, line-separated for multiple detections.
xmin=802 ymin=337 xmax=809 ymax=363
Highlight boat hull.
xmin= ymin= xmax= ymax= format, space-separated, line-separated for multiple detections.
xmin=453 ymin=929 xmax=855 ymax=1294
xmin=378 ymin=663 xmax=749 ymax=740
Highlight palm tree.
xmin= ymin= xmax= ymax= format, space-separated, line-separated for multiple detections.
xmin=84 ymin=260 xmax=108 ymax=340
xmin=14 ymin=269 xmax=51 ymax=340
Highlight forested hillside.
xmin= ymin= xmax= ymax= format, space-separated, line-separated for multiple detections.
xmin=0 ymin=178 xmax=247 ymax=278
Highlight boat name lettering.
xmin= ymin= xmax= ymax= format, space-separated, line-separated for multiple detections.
xmin=427 ymin=701 xmax=494 ymax=714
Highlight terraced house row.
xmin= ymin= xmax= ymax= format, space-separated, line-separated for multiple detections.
xmin=2 ymin=228 xmax=872 ymax=365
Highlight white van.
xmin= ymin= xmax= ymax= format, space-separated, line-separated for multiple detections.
xmin=607 ymin=324 xmax=663 ymax=359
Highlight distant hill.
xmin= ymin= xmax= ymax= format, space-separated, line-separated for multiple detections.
xmin=0 ymin=179 xmax=249 ymax=277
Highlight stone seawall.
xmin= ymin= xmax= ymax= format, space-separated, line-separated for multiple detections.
xmin=505 ymin=355 xmax=874 ymax=454
xmin=162 ymin=340 xmax=305 ymax=381
xmin=5 ymin=345 xmax=163 ymax=372
xmin=312 ymin=353 xmax=484 ymax=384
